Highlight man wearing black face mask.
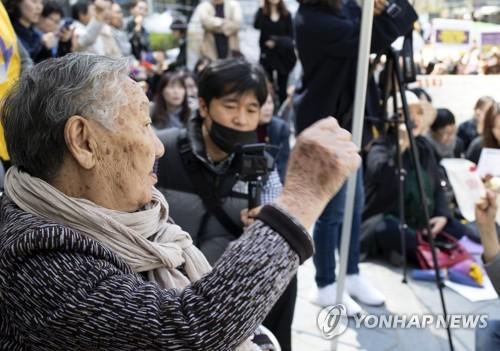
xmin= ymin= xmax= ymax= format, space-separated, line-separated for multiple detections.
xmin=156 ymin=59 xmax=282 ymax=262
xmin=156 ymin=59 xmax=292 ymax=350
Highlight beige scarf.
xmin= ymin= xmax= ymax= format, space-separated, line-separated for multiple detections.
xmin=4 ymin=166 xmax=211 ymax=290
xmin=4 ymin=167 xmax=261 ymax=351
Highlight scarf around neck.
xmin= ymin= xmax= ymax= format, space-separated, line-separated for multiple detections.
xmin=4 ymin=166 xmax=211 ymax=290
xmin=4 ymin=166 xmax=262 ymax=350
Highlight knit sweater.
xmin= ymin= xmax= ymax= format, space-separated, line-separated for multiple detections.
xmin=0 ymin=196 xmax=313 ymax=350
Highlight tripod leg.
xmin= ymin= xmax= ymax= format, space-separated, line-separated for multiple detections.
xmin=389 ymin=49 xmax=454 ymax=351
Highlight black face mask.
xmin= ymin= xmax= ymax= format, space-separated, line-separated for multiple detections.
xmin=208 ymin=119 xmax=257 ymax=154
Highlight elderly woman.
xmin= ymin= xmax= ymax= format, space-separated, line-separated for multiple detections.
xmin=0 ymin=54 xmax=360 ymax=349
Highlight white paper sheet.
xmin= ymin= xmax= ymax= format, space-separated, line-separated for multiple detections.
xmin=445 ymin=274 xmax=498 ymax=302
xmin=440 ymin=158 xmax=500 ymax=225
xmin=477 ymin=148 xmax=500 ymax=177
xmin=440 ymin=159 xmax=485 ymax=222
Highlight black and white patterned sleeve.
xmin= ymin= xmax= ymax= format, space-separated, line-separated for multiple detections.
xmin=2 ymin=205 xmax=313 ymax=350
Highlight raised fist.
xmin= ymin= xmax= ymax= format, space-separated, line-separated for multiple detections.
xmin=277 ymin=117 xmax=361 ymax=229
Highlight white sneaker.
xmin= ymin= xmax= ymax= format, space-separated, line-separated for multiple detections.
xmin=310 ymin=282 xmax=363 ymax=317
xmin=346 ymin=274 xmax=385 ymax=307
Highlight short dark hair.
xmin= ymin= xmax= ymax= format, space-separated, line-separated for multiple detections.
xmin=71 ymin=0 xmax=91 ymax=20
xmin=431 ymin=108 xmax=455 ymax=132
xmin=42 ymin=0 xmax=64 ymax=18
xmin=198 ymin=59 xmax=268 ymax=108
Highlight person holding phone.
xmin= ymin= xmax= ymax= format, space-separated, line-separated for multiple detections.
xmin=35 ymin=0 xmax=73 ymax=62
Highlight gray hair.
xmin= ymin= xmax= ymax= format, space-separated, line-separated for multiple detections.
xmin=1 ymin=54 xmax=130 ymax=181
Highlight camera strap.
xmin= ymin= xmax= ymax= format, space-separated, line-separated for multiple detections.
xmin=177 ymin=132 xmax=243 ymax=237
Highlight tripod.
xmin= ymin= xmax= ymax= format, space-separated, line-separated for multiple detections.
xmin=381 ymin=48 xmax=454 ymax=351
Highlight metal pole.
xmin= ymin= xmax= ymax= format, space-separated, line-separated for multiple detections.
xmin=331 ymin=0 xmax=374 ymax=349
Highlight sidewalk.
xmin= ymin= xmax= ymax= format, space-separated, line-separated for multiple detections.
xmin=292 ymin=259 xmax=500 ymax=351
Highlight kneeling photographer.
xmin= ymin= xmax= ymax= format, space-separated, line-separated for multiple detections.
xmin=156 ymin=59 xmax=293 ymax=350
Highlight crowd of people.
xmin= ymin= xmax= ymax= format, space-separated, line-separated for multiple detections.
xmin=416 ymin=43 xmax=500 ymax=76
xmin=0 ymin=0 xmax=499 ymax=350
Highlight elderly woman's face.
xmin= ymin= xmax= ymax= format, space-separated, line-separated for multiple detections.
xmin=92 ymin=79 xmax=164 ymax=211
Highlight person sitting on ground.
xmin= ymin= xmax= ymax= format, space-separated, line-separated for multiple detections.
xmin=0 ymin=53 xmax=361 ymax=350
xmin=150 ymin=70 xmax=191 ymax=130
xmin=466 ymin=102 xmax=500 ymax=165
xmin=458 ymin=95 xmax=496 ymax=151
xmin=364 ymin=91 xmax=472 ymax=263
xmin=425 ymin=108 xmax=464 ymax=159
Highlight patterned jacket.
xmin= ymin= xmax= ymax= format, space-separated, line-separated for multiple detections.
xmin=0 ymin=196 xmax=313 ymax=350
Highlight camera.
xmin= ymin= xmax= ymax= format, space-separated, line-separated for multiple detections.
xmin=232 ymin=143 xmax=277 ymax=208
xmin=232 ymin=143 xmax=274 ymax=182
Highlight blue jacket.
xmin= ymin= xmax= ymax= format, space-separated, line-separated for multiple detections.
xmin=294 ymin=0 xmax=418 ymax=143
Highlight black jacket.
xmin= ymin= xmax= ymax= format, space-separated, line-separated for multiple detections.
xmin=465 ymin=136 xmax=483 ymax=165
xmin=364 ymin=134 xmax=451 ymax=224
xmin=457 ymin=118 xmax=478 ymax=152
xmin=126 ymin=20 xmax=150 ymax=60
xmin=12 ymin=20 xmax=42 ymax=60
xmin=293 ymin=0 xmax=418 ymax=141
xmin=0 ymin=194 xmax=312 ymax=350
xmin=254 ymin=8 xmax=295 ymax=74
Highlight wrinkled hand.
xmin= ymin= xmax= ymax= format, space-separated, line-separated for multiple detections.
xmin=475 ymin=190 xmax=499 ymax=262
xmin=374 ymin=0 xmax=388 ymax=16
xmin=429 ymin=216 xmax=448 ymax=237
xmin=240 ymin=206 xmax=262 ymax=227
xmin=42 ymin=32 xmax=58 ymax=49
xmin=276 ymin=117 xmax=361 ymax=229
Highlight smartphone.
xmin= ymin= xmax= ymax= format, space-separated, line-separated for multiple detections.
xmin=60 ymin=19 xmax=73 ymax=31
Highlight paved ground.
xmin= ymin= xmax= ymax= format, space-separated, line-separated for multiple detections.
xmin=291 ymin=259 xmax=500 ymax=351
